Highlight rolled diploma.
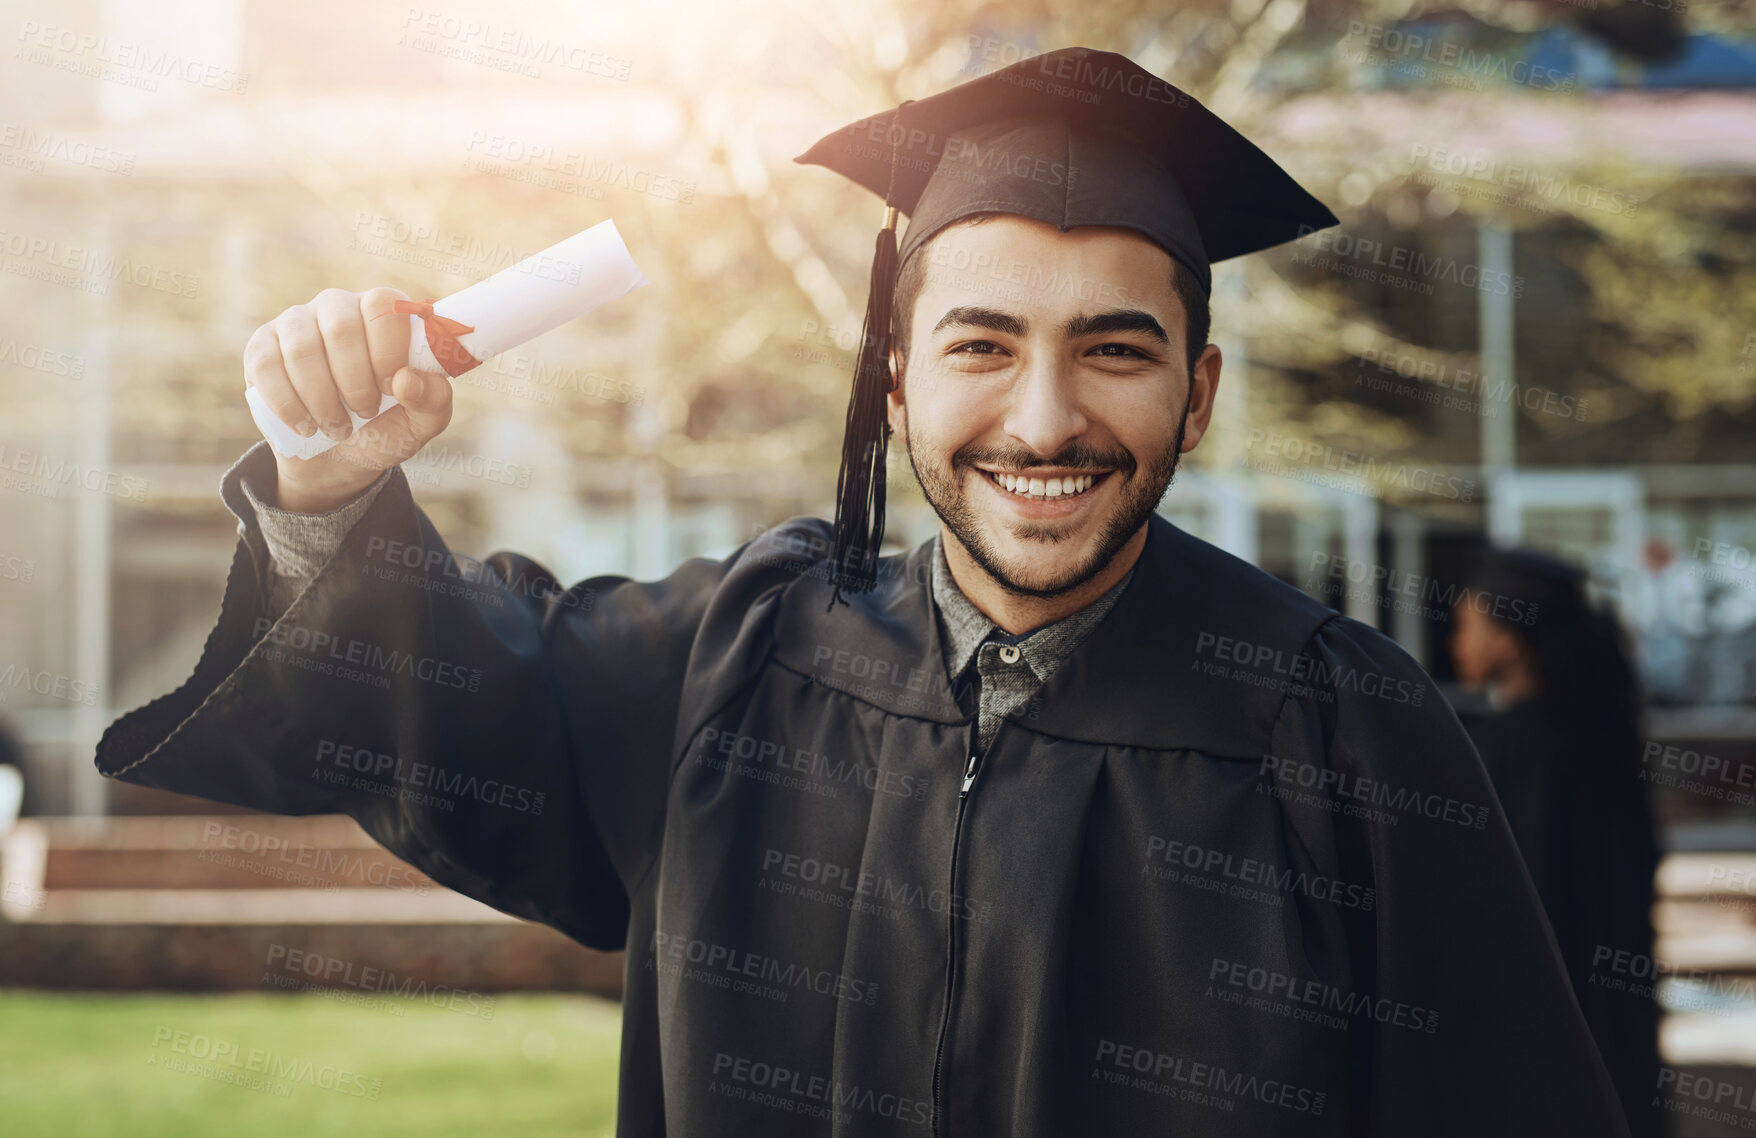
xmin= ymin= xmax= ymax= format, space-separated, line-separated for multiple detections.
xmin=246 ymin=218 xmax=648 ymax=460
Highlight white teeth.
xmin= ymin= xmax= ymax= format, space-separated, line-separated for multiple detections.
xmin=987 ymin=471 xmax=1102 ymax=500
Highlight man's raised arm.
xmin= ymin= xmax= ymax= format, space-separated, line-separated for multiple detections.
xmin=93 ymin=286 xmax=803 ymax=951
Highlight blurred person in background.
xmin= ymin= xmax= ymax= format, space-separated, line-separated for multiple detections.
xmin=1621 ymin=538 xmax=1708 ymax=706
xmin=1451 ymin=547 xmax=1663 ymax=1138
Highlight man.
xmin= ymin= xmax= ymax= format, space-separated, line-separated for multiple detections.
xmin=99 ymin=47 xmax=1630 ymax=1136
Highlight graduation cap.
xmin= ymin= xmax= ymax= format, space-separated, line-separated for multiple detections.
xmin=795 ymin=46 xmax=1339 ymax=603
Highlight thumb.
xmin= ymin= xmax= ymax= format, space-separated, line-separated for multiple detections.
xmin=392 ymin=365 xmax=453 ymax=444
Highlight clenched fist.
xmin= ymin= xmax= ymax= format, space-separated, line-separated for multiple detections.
xmin=244 ymin=286 xmax=453 ymax=513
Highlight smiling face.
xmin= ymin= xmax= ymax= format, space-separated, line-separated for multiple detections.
xmin=888 ymin=215 xmax=1221 ymax=599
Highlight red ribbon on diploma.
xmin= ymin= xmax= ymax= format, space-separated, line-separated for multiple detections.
xmin=392 ymin=298 xmax=481 ymax=377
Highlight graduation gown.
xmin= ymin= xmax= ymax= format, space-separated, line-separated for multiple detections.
xmin=98 ymin=447 xmax=1629 ymax=1136
xmin=1465 ymin=702 xmax=1663 ymax=1138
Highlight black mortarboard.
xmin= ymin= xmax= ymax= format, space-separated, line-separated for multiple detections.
xmin=795 ymin=46 xmax=1339 ymax=603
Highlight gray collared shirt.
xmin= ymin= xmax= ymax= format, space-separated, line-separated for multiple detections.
xmin=229 ymin=445 xmax=394 ymax=615
xmin=929 ymin=534 xmax=1133 ymax=755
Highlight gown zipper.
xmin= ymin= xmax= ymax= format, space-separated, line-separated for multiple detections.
xmin=931 ymin=722 xmax=988 ymax=1137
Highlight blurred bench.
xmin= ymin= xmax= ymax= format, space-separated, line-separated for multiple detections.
xmin=0 ymin=815 xmax=623 ymax=994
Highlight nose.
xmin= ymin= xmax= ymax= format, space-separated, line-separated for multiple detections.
xmin=1001 ymin=355 xmax=1086 ymax=458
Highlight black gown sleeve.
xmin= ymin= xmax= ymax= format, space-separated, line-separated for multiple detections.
xmin=1269 ymin=616 xmax=1631 ymax=1137
xmin=95 ymin=442 xmax=811 ymax=951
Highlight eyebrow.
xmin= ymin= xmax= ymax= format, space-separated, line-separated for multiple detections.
xmin=932 ymin=305 xmax=1026 ymax=337
xmin=929 ymin=305 xmax=1170 ymax=346
xmin=1063 ymin=309 xmax=1170 ymax=346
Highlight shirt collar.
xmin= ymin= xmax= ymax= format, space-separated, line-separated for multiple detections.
xmin=929 ymin=532 xmax=1134 ymax=684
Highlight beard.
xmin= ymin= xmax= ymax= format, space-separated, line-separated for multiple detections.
xmin=902 ymin=406 xmax=1188 ymax=599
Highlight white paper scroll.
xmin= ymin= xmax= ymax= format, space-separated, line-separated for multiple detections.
xmin=247 ymin=218 xmax=648 ymax=460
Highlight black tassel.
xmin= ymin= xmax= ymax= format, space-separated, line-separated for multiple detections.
xmin=827 ymin=217 xmax=899 ymax=608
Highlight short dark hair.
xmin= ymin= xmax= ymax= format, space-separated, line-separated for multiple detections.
xmin=890 ymin=216 xmax=1211 ymax=380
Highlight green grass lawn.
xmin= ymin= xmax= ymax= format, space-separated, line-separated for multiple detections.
xmin=0 ymin=990 xmax=622 ymax=1137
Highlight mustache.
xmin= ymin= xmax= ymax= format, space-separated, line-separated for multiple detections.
xmin=952 ymin=442 xmax=1137 ymax=475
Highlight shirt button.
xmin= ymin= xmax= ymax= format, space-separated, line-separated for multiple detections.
xmin=998 ymin=644 xmax=1021 ymax=664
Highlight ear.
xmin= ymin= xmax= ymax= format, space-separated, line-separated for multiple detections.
xmin=1179 ymin=343 xmax=1223 ymax=453
xmin=885 ymin=345 xmax=907 ymax=444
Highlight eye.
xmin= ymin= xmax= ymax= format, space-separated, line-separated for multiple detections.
xmin=1089 ymin=343 xmax=1151 ymax=359
xmin=948 ymin=340 xmax=1005 ymax=356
